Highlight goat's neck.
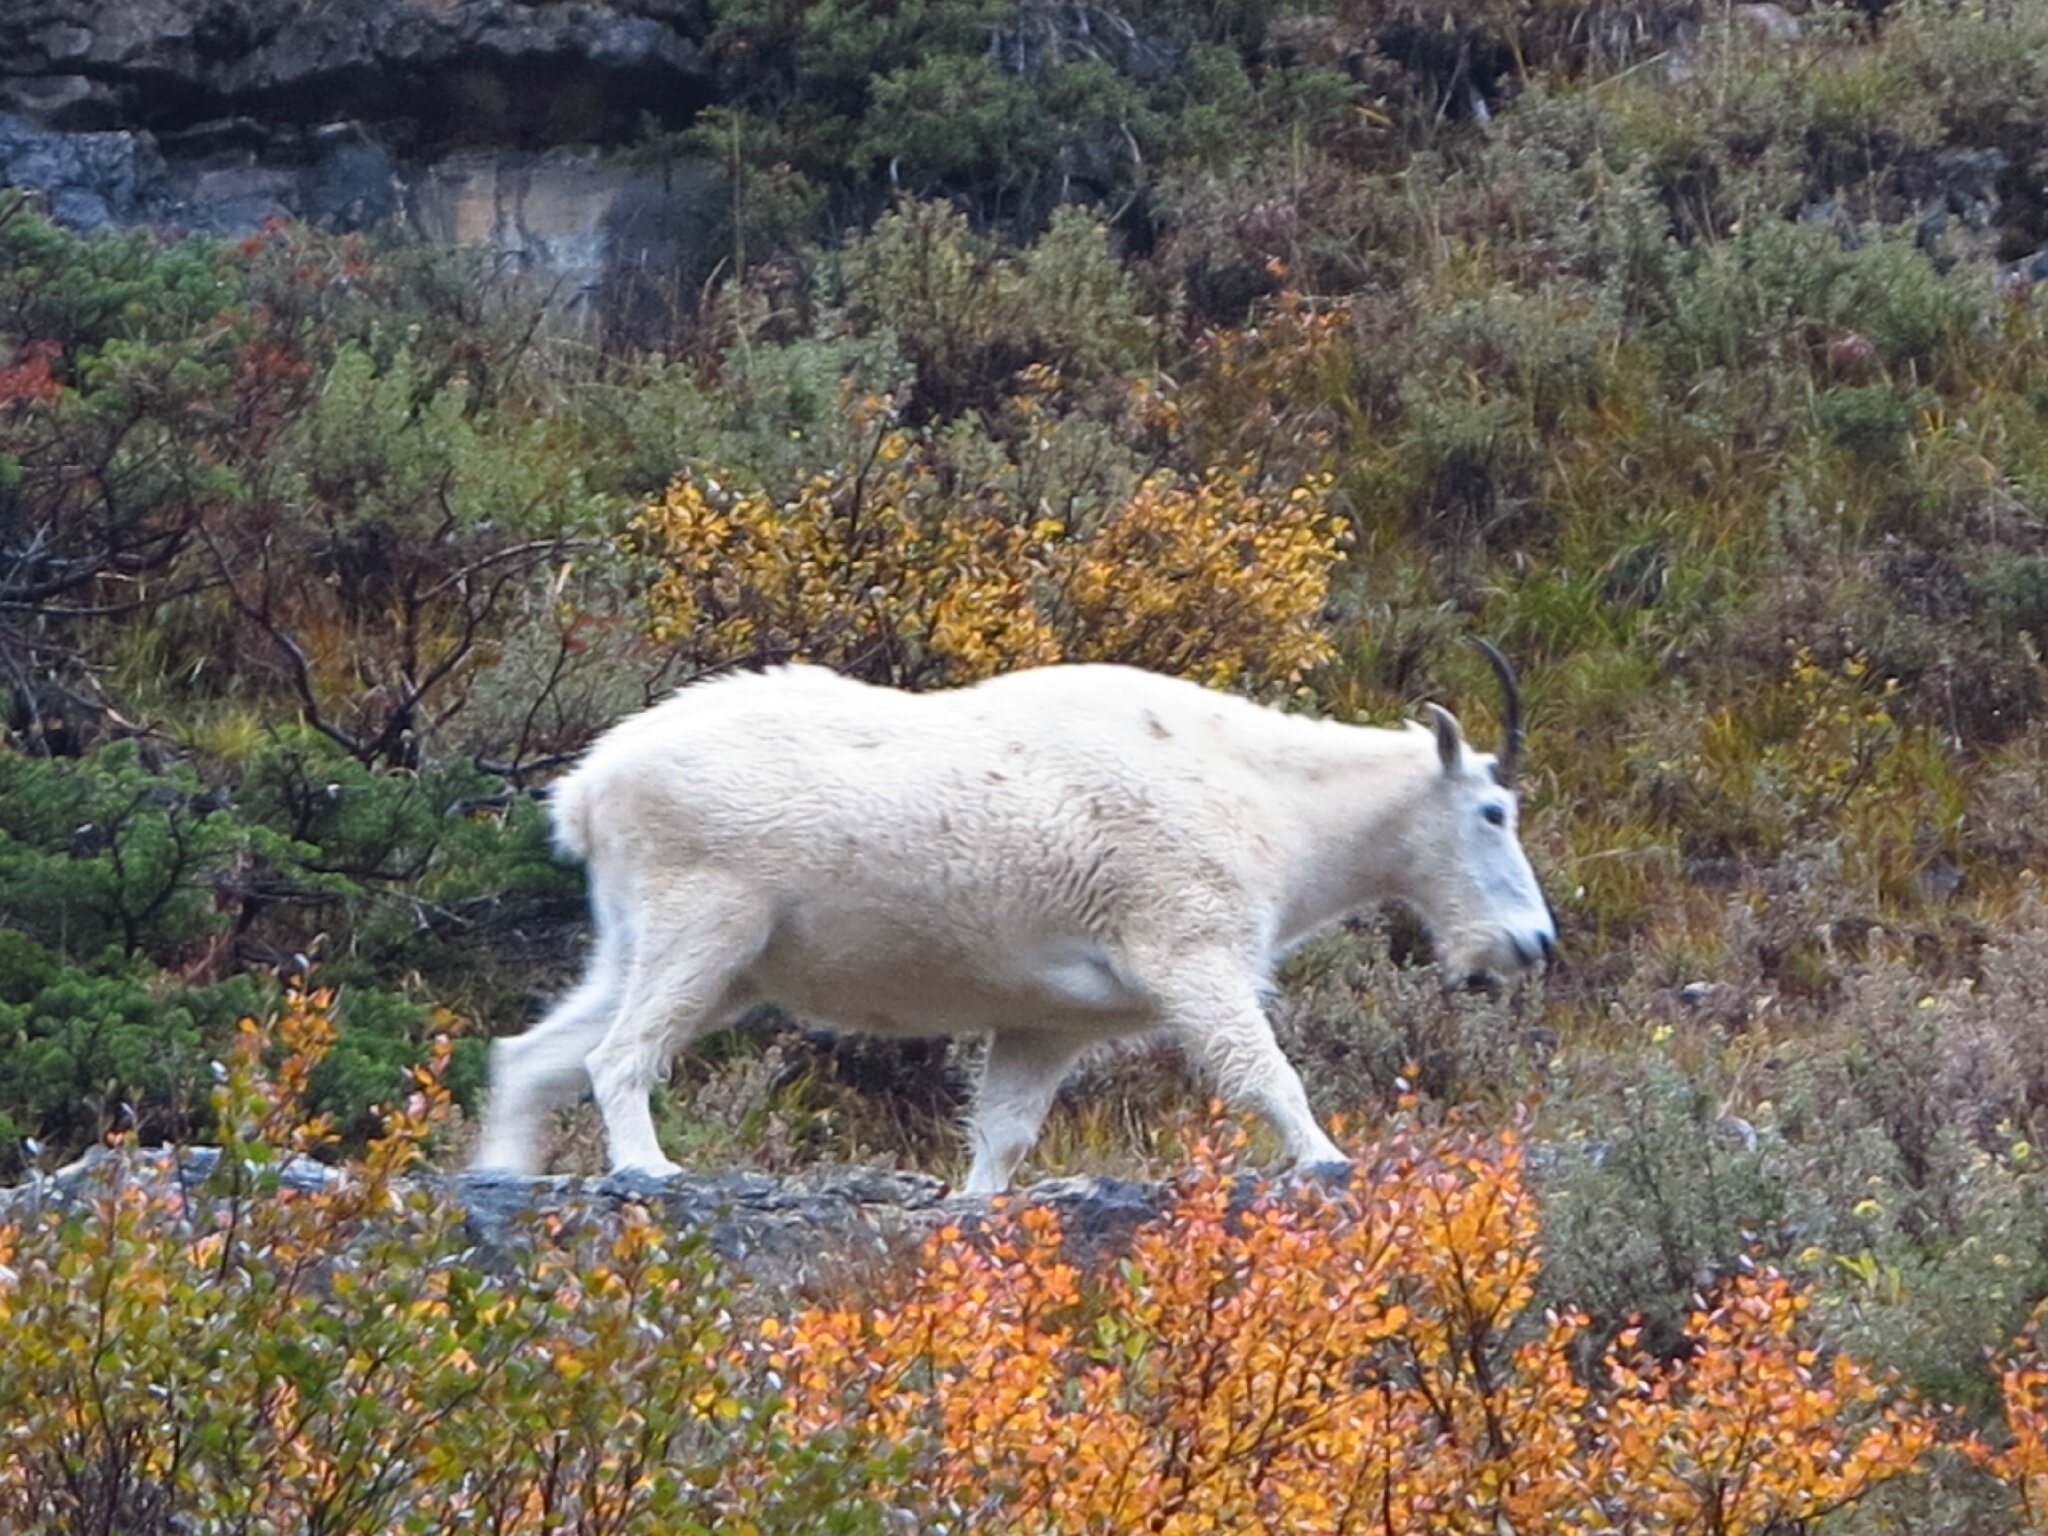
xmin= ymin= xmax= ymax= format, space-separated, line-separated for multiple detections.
xmin=1257 ymin=719 xmax=1436 ymax=951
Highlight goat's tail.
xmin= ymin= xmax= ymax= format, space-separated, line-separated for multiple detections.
xmin=547 ymin=765 xmax=598 ymax=865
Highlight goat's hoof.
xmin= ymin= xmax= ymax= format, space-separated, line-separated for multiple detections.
xmin=463 ymin=1163 xmax=541 ymax=1182
xmin=1296 ymin=1159 xmax=1357 ymax=1189
xmin=597 ymin=1163 xmax=683 ymax=1199
xmin=615 ymin=1157 xmax=684 ymax=1179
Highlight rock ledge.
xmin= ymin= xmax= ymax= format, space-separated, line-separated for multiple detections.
xmin=2 ymin=1145 xmax=1179 ymax=1288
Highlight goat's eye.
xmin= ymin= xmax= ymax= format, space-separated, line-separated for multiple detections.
xmin=1482 ymin=803 xmax=1507 ymax=828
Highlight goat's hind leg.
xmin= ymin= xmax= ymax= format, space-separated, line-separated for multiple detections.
xmin=473 ymin=931 xmax=626 ymax=1175
xmin=585 ymin=878 xmax=772 ymax=1177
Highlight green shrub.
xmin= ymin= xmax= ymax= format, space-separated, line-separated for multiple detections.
xmin=1817 ymin=383 xmax=1919 ymax=457
xmin=833 ymin=199 xmax=1154 ymax=417
xmin=1539 ymin=1045 xmax=1788 ymax=1356
xmin=1671 ymin=219 xmax=1971 ymax=383
xmin=0 ymin=958 xmax=262 ymax=1171
xmin=1978 ymin=554 xmax=2048 ymax=647
xmin=0 ymin=742 xmax=270 ymax=963
xmin=1393 ymin=386 xmax=1543 ymax=549
xmin=0 ymin=731 xmax=576 ymax=1161
xmin=1276 ymin=928 xmax=1549 ymax=1110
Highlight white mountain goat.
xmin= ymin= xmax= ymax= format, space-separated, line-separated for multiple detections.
xmin=473 ymin=650 xmax=1556 ymax=1192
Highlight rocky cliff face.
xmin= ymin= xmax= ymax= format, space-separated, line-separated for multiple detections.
xmin=0 ymin=0 xmax=713 ymax=141
xmin=0 ymin=0 xmax=720 ymax=326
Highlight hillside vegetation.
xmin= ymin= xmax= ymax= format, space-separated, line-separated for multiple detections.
xmin=14 ymin=0 xmax=2048 ymax=1525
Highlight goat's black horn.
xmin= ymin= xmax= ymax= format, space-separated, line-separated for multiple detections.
xmin=1471 ymin=637 xmax=1521 ymax=788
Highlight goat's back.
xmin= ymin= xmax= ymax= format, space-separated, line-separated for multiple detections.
xmin=549 ymin=663 xmax=1298 ymax=931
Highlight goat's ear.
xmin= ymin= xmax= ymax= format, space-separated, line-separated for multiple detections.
xmin=1422 ymin=704 xmax=1464 ymax=775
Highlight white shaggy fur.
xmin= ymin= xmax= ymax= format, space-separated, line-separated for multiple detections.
xmin=473 ymin=663 xmax=1556 ymax=1191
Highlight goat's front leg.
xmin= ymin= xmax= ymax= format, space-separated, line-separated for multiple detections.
xmin=963 ymin=1030 xmax=1090 ymax=1195
xmin=1166 ymin=975 xmax=1346 ymax=1170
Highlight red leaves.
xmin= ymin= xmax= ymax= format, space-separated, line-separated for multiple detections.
xmin=0 ymin=339 xmax=62 ymax=409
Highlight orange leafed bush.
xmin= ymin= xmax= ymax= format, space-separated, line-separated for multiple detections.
xmin=638 ymin=414 xmax=1061 ymax=689
xmin=1602 ymin=1269 xmax=1940 ymax=1532
xmin=768 ymin=1125 xmax=1936 ymax=1535
xmin=1055 ymin=466 xmax=1346 ymax=689
xmin=1972 ymin=1303 xmax=2048 ymax=1527
xmin=635 ymin=386 xmax=1344 ymax=691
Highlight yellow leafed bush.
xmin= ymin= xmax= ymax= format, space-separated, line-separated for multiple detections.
xmin=635 ymin=388 xmax=1344 ymax=692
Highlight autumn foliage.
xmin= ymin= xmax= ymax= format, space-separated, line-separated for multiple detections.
xmin=769 ymin=1123 xmax=1938 ymax=1534
xmin=0 ymin=994 xmax=1983 ymax=1534
xmin=0 ymin=991 xmax=883 ymax=1536
xmin=1974 ymin=1305 xmax=2048 ymax=1530
xmin=0 ymin=339 xmax=62 ymax=410
xmin=635 ymin=381 xmax=1345 ymax=691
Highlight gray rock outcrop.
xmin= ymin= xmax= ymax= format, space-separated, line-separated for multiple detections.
xmin=0 ymin=0 xmax=713 ymax=144
xmin=0 ymin=0 xmax=722 ymax=328
xmin=1 ymin=1145 xmax=1178 ymax=1290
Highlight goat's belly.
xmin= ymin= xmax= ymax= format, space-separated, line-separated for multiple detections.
xmin=747 ymin=923 xmax=1154 ymax=1040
